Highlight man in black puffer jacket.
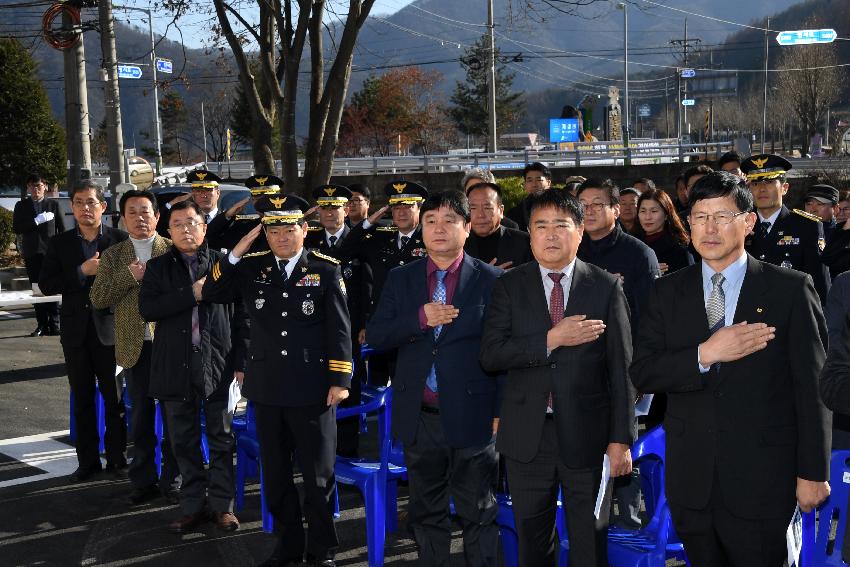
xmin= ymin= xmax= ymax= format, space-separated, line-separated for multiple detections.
xmin=139 ymin=200 xmax=249 ymax=534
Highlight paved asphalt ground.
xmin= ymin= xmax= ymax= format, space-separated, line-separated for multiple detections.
xmin=0 ymin=304 xmax=474 ymax=567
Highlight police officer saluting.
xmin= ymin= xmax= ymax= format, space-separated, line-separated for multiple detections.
xmin=203 ymin=194 xmax=351 ymax=567
xmin=743 ymin=153 xmax=830 ymax=303
xmin=206 ymin=174 xmax=282 ymax=252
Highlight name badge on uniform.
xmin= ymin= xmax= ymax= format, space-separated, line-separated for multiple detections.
xmin=302 ymin=300 xmax=315 ymax=315
xmin=255 ymin=298 xmax=265 ymax=310
xmin=296 ymin=274 xmax=321 ymax=286
xmin=411 ymin=248 xmax=428 ymax=257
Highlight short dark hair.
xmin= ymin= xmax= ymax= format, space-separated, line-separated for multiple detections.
xmin=633 ymin=177 xmax=656 ymax=190
xmin=717 ymin=151 xmax=743 ymax=169
xmin=119 ymin=189 xmax=158 ymax=216
xmin=348 ymin=183 xmax=371 ymax=199
xmin=688 ymin=171 xmax=753 ymax=213
xmin=683 ymin=164 xmax=714 ymax=187
xmin=26 ymin=173 xmax=46 ymax=186
xmin=523 ymin=162 xmax=551 ymax=180
xmin=419 ymin=190 xmax=471 ymax=223
xmin=576 ymin=177 xmax=620 ymax=205
xmin=70 ymin=180 xmax=106 ymax=202
xmin=528 ymin=187 xmax=584 ymax=225
xmin=169 ymin=199 xmax=203 ymax=220
xmin=465 ymin=182 xmax=503 ymax=205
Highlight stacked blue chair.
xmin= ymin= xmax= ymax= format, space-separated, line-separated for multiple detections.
xmin=495 ymin=489 xmax=569 ymax=566
xmin=800 ymin=450 xmax=850 ymax=567
xmin=68 ymin=384 xmax=107 ymax=454
xmin=233 ymin=402 xmax=274 ymax=532
xmin=335 ymin=386 xmax=407 ymax=567
xmin=607 ymin=426 xmax=689 ymax=567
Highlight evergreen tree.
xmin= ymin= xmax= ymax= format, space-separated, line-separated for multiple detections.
xmin=0 ymin=38 xmax=66 ymax=188
xmin=449 ymin=35 xmax=525 ymax=146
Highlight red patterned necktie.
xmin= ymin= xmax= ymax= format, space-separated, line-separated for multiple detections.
xmin=547 ymin=272 xmax=564 ymax=412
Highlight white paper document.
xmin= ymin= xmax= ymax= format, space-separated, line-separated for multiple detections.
xmin=227 ymin=378 xmax=242 ymax=414
xmin=786 ymin=505 xmax=802 ymax=567
xmin=594 ymin=453 xmax=611 ymax=519
xmin=635 ymin=394 xmax=654 ymax=417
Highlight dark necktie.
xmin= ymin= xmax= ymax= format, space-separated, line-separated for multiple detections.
xmin=547 ymin=272 xmax=564 ymax=412
xmin=204 ymin=213 xmax=211 ymax=224
xmin=755 ymin=221 xmax=771 ymax=242
xmin=425 ymin=270 xmax=448 ymax=392
xmin=400 ymin=235 xmax=410 ymax=249
xmin=187 ymin=255 xmax=201 ymax=347
xmin=278 ymin=259 xmax=289 ymax=282
xmin=329 ymin=235 xmax=337 ymax=248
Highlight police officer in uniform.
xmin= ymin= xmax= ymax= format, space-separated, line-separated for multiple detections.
xmin=203 ymin=194 xmax=352 ymax=567
xmin=335 ymin=180 xmax=428 ymax=385
xmin=306 ymin=184 xmax=372 ymax=457
xmin=743 ymin=154 xmax=830 ymax=304
xmin=804 ymin=184 xmax=840 ymax=244
xmin=206 ymin=174 xmax=283 ymax=252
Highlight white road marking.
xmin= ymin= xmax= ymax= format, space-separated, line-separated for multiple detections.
xmin=0 ymin=430 xmax=77 ymax=488
xmin=0 ymin=310 xmax=23 ymax=320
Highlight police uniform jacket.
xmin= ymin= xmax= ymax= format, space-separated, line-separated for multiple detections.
xmin=305 ymin=226 xmax=373 ymax=334
xmin=335 ymin=222 xmax=427 ymax=318
xmin=12 ymin=197 xmax=65 ymax=258
xmin=203 ymin=247 xmax=352 ymax=407
xmin=139 ymin=244 xmax=249 ymax=401
xmin=745 ymin=205 xmax=830 ymax=303
xmin=206 ymin=213 xmax=268 ymax=253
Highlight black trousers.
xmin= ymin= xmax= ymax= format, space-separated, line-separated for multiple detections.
xmin=505 ymin=418 xmax=612 ymax=567
xmin=24 ymin=254 xmax=58 ymax=328
xmin=404 ymin=411 xmax=499 ymax=567
xmin=63 ymin=319 xmax=125 ymax=469
xmin=669 ymin=474 xmax=788 ymax=567
xmin=256 ymin=402 xmax=338 ymax=562
xmin=163 ymin=394 xmax=234 ymax=516
xmin=367 ymin=350 xmax=396 ymax=387
xmin=125 ymin=342 xmax=179 ymax=492
xmin=337 ymin=340 xmax=364 ymax=458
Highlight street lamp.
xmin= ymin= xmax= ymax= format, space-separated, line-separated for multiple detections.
xmin=617 ymin=2 xmax=630 ymax=164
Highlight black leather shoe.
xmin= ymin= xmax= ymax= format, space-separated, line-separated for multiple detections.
xmin=104 ymin=463 xmax=128 ymax=480
xmin=29 ymin=326 xmax=44 ymax=337
xmin=128 ymin=483 xmax=160 ymax=505
xmin=68 ymin=463 xmax=102 ymax=483
xmin=168 ymin=511 xmax=210 ymax=534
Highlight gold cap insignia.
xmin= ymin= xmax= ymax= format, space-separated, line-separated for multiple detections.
xmin=196 ymin=172 xmax=207 ymax=180
xmin=393 ymin=182 xmax=407 ymax=194
xmin=324 ymin=187 xmax=335 ymax=196
xmin=269 ymin=196 xmax=286 ymax=209
xmin=256 ymin=176 xmax=268 ymax=186
xmin=751 ymin=157 xmax=769 ymax=169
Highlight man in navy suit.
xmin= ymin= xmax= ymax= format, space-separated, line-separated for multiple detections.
xmin=367 ymin=191 xmax=503 ymax=566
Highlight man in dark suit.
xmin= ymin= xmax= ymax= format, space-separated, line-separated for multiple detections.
xmin=39 ymin=180 xmax=128 ymax=482
xmin=504 ymin=162 xmax=552 ymax=231
xmin=205 ymin=173 xmax=281 ymax=252
xmin=204 ymin=194 xmax=351 ymax=567
xmin=368 ymin=191 xmax=503 ymax=566
xmin=306 ymin=183 xmax=372 ymax=457
xmin=743 ymin=154 xmax=830 ymax=304
xmin=12 ymin=173 xmax=65 ymax=336
xmin=480 ymin=189 xmax=636 ymax=566
xmin=465 ymin=181 xmax=532 ymax=269
xmin=631 ymin=171 xmax=831 ymax=566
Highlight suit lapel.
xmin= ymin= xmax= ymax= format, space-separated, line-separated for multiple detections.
xmin=679 ymin=263 xmax=710 ymax=335
xmin=564 ymin=259 xmax=594 ymax=319
xmin=286 ymin=251 xmax=311 ymax=288
xmin=152 ymin=234 xmax=170 ymax=258
xmin=524 ymin=261 xmax=551 ymax=327
xmin=733 ymin=255 xmax=768 ymax=324
xmin=118 ymin=238 xmax=136 ymax=266
xmin=437 ymin=255 xmax=480 ymax=343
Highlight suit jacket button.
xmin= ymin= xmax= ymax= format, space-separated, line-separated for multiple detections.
xmin=550 ymin=363 xmax=556 ymax=369
xmin=283 ymin=292 xmax=289 ymax=298
xmin=282 ymin=312 xmax=287 ymax=317
xmin=281 ymin=350 xmax=287 ymax=356
xmin=432 ymin=348 xmax=437 ymax=355
xmin=281 ymin=331 xmax=287 ymax=337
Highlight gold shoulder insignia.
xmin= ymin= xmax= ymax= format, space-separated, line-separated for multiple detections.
xmin=751 ymin=157 xmax=769 ymax=169
xmin=243 ymin=250 xmax=272 ymax=258
xmin=307 ymin=226 xmax=323 ymax=232
xmin=377 ymin=226 xmax=399 ymax=232
xmin=793 ymin=208 xmax=821 ymax=222
xmin=256 ymin=176 xmax=268 ymax=186
xmin=211 ymin=260 xmax=222 ymax=281
xmin=311 ymin=250 xmax=341 ymax=264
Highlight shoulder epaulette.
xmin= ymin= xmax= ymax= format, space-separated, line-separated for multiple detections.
xmin=243 ymin=250 xmax=271 ymax=258
xmin=310 ymin=250 xmax=340 ymax=264
xmin=307 ymin=226 xmax=323 ymax=232
xmin=376 ymin=226 xmax=399 ymax=232
xmin=792 ymin=208 xmax=821 ymax=222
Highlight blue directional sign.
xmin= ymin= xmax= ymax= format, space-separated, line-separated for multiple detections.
xmin=549 ymin=118 xmax=580 ymax=143
xmin=776 ymin=29 xmax=837 ymax=46
xmin=117 ymin=64 xmax=142 ymax=79
xmin=680 ymin=68 xmax=696 ymax=78
xmin=681 ymin=99 xmax=695 ymax=106
xmin=156 ymin=58 xmax=173 ymax=74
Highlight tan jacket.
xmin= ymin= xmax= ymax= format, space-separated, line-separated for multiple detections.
xmin=90 ymin=235 xmax=171 ymax=368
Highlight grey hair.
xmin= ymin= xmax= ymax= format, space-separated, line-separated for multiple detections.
xmin=461 ymin=167 xmax=495 ymax=189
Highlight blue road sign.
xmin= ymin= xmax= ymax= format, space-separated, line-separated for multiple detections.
xmin=117 ymin=64 xmax=142 ymax=79
xmin=156 ymin=58 xmax=173 ymax=74
xmin=680 ymin=68 xmax=696 ymax=78
xmin=776 ymin=29 xmax=837 ymax=46
xmin=638 ymin=104 xmax=651 ymax=117
xmin=681 ymin=99 xmax=695 ymax=106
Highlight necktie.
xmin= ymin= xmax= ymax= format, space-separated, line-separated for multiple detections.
xmin=329 ymin=235 xmax=337 ymax=248
xmin=425 ymin=270 xmax=448 ymax=392
xmin=706 ymin=273 xmax=726 ymax=333
xmin=278 ymin=259 xmax=289 ymax=282
xmin=755 ymin=221 xmax=771 ymax=242
xmin=204 ymin=213 xmax=211 ymax=224
xmin=188 ymin=255 xmax=201 ymax=347
xmin=547 ymin=272 xmax=564 ymax=412
xmin=400 ymin=235 xmax=410 ymax=249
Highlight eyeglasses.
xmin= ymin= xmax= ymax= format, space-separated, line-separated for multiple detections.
xmin=72 ymin=199 xmax=101 ymax=209
xmin=169 ymin=220 xmax=204 ymax=232
xmin=579 ymin=202 xmax=611 ymax=213
xmin=689 ymin=211 xmax=748 ymax=226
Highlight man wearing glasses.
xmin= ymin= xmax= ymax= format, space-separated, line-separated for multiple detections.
xmin=632 ymin=171 xmax=830 ymax=566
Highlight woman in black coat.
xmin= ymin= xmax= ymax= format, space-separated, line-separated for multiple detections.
xmin=633 ymin=187 xmax=694 ymax=276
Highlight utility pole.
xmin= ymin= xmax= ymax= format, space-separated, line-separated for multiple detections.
xmin=761 ymin=17 xmax=769 ymax=153
xmin=201 ymin=101 xmax=208 ymax=166
xmin=486 ymin=0 xmax=498 ymax=153
xmin=618 ymin=2 xmax=630 ymax=165
xmin=99 ymin=0 xmax=125 ymax=192
xmin=62 ymin=10 xmax=91 ymax=189
xmin=664 ymin=77 xmax=670 ymax=138
xmin=670 ymin=18 xmax=701 ymax=141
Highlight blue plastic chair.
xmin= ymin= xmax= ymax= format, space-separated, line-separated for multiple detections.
xmin=495 ymin=488 xmax=569 ymax=566
xmin=68 ymin=384 xmax=108 ymax=454
xmin=234 ymin=402 xmax=274 ymax=532
xmin=607 ymin=426 xmax=689 ymax=567
xmin=801 ymin=450 xmax=850 ymax=567
xmin=335 ymin=386 xmax=407 ymax=567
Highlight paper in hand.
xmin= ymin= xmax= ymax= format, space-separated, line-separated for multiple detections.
xmin=227 ymin=377 xmax=242 ymax=414
xmin=786 ymin=505 xmax=802 ymax=567
xmin=594 ymin=453 xmax=611 ymax=519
